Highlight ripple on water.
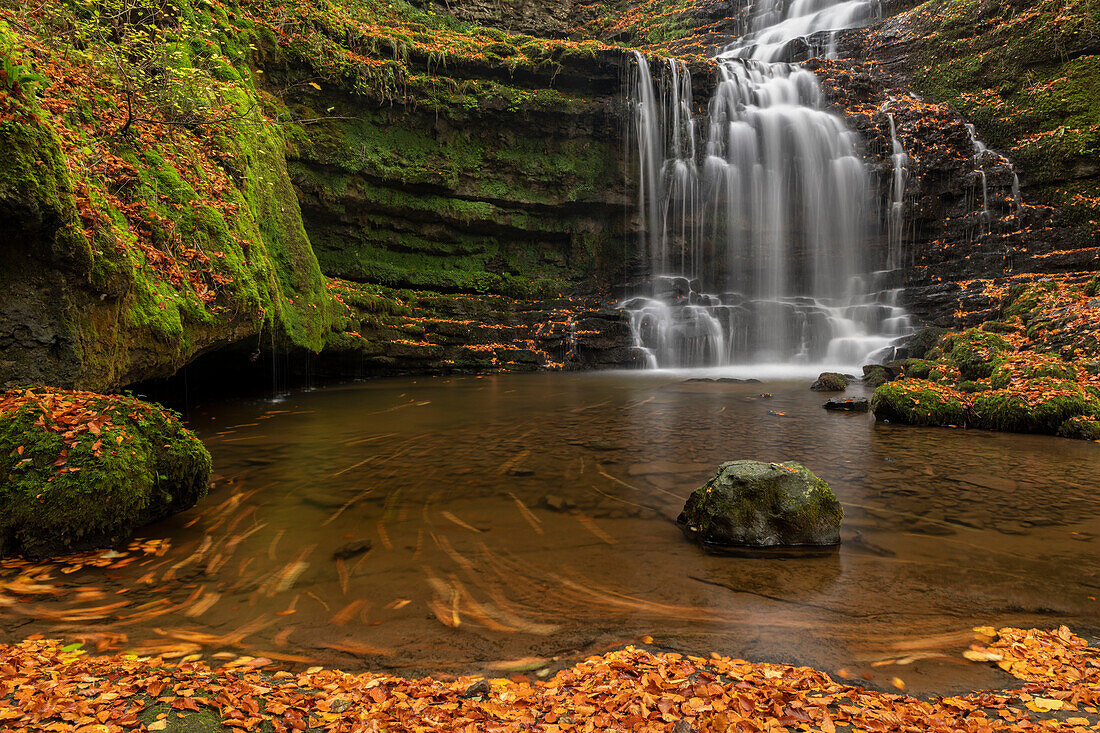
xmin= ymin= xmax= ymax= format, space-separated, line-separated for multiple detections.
xmin=3 ymin=372 xmax=1098 ymax=695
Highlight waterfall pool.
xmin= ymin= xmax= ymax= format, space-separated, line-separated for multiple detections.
xmin=3 ymin=372 xmax=1097 ymax=694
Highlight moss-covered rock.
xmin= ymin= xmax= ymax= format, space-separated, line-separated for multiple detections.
xmin=946 ymin=329 xmax=1010 ymax=380
xmin=810 ymin=372 xmax=850 ymax=392
xmin=862 ymin=362 xmax=905 ymax=388
xmin=1004 ymin=280 xmax=1059 ymax=322
xmin=903 ymin=358 xmax=938 ymax=380
xmin=0 ymin=387 xmax=211 ymax=557
xmin=971 ymin=380 xmax=1093 ymax=434
xmin=1058 ymin=415 xmax=1100 ymax=441
xmin=870 ymin=379 xmax=970 ymax=427
xmin=677 ymin=460 xmax=842 ymax=548
xmin=899 ymin=326 xmax=949 ymax=360
xmin=990 ymin=354 xmax=1077 ymax=389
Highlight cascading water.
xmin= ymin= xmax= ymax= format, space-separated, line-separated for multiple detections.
xmin=885 ymin=110 xmax=909 ymax=270
xmin=965 ymin=122 xmax=1024 ymax=233
xmin=720 ymin=0 xmax=882 ymax=62
xmin=623 ymin=0 xmax=911 ymax=371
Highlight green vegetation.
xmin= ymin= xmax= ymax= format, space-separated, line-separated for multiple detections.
xmin=0 ymin=387 xmax=211 ymax=557
xmin=871 ymin=380 xmax=971 ymax=427
xmin=0 ymin=0 xmax=638 ymax=389
xmin=872 ymin=280 xmax=1100 ymax=439
xmin=910 ymin=0 xmax=1100 ymax=238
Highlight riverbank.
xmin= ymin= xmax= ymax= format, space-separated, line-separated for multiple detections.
xmin=872 ymin=279 xmax=1100 ymax=438
xmin=2 ymin=626 xmax=1097 ymax=732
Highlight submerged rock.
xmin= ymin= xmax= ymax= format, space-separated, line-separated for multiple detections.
xmin=677 ymin=461 xmax=842 ymax=549
xmin=333 ymin=539 xmax=373 ymax=560
xmin=0 ymin=388 xmax=211 ymax=558
xmin=810 ymin=372 xmax=850 ymax=391
xmin=823 ymin=397 xmax=870 ymax=412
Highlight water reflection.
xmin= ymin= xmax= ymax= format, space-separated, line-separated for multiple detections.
xmin=2 ymin=373 xmax=1097 ymax=694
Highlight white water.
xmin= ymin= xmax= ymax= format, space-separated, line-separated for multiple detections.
xmin=720 ymin=0 xmax=881 ymax=62
xmin=965 ymin=122 xmax=1025 ymax=234
xmin=624 ymin=1 xmax=911 ymax=372
xmin=885 ymin=110 xmax=909 ymax=269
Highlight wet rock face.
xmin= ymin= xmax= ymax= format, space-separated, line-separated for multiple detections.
xmin=811 ymin=372 xmax=850 ymax=392
xmin=677 ymin=461 xmax=842 ymax=549
xmin=823 ymin=397 xmax=870 ymax=412
xmin=816 ymin=10 xmax=1099 ymax=330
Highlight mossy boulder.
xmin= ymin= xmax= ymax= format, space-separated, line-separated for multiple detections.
xmin=677 ymin=460 xmax=842 ymax=548
xmin=862 ymin=361 xmax=905 ymax=388
xmin=870 ymin=380 xmax=970 ymax=427
xmin=0 ymin=387 xmax=211 ymax=557
xmin=971 ymin=380 xmax=1093 ymax=434
xmin=810 ymin=372 xmax=850 ymax=392
xmin=903 ymin=359 xmax=938 ymax=380
xmin=946 ymin=329 xmax=1010 ymax=380
xmin=1004 ymin=280 xmax=1058 ymax=321
xmin=1058 ymin=415 xmax=1100 ymax=441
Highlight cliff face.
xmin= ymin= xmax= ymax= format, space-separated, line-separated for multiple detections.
xmin=856 ymin=0 xmax=1100 ymax=326
xmin=0 ymin=0 xmax=645 ymax=392
xmin=1 ymin=0 xmax=1097 ymax=392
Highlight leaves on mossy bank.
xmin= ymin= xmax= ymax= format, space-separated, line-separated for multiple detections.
xmin=872 ymin=278 xmax=1100 ymax=438
xmin=0 ymin=387 xmax=211 ymax=556
xmin=1 ymin=626 xmax=1099 ymax=732
xmin=0 ymin=387 xmax=188 ymax=472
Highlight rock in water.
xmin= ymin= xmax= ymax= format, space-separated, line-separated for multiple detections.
xmin=333 ymin=539 xmax=372 ymax=560
xmin=677 ymin=461 xmax=842 ymax=548
xmin=823 ymin=397 xmax=870 ymax=413
xmin=0 ymin=387 xmax=211 ymax=558
xmin=810 ymin=372 xmax=850 ymax=391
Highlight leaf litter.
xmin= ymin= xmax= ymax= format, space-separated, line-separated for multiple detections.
xmin=1 ymin=626 xmax=1099 ymax=732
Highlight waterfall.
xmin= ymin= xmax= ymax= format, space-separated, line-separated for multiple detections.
xmin=1012 ymin=172 xmax=1022 ymax=221
xmin=965 ymin=122 xmax=1024 ymax=234
xmin=885 ymin=110 xmax=909 ymax=270
xmin=720 ymin=0 xmax=882 ymax=62
xmin=623 ymin=0 xmax=910 ymax=370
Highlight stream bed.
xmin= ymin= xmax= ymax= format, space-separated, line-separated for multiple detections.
xmin=4 ymin=372 xmax=1099 ymax=694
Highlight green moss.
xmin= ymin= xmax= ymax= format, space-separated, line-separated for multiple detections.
xmin=971 ymin=380 xmax=1092 ymax=434
xmin=990 ymin=355 xmax=1077 ymax=389
xmin=138 ymin=703 xmax=230 ymax=733
xmin=910 ymin=0 xmax=1100 ymax=241
xmin=678 ymin=460 xmax=842 ymax=548
xmin=0 ymin=389 xmax=211 ymax=557
xmin=871 ymin=380 xmax=970 ymax=427
xmin=0 ymin=120 xmax=92 ymax=271
xmin=1058 ymin=415 xmax=1100 ymax=441
xmin=1004 ymin=280 xmax=1059 ymax=321
xmin=946 ymin=329 xmax=1010 ymax=380
xmin=904 ymin=359 xmax=937 ymax=379
xmin=810 ymin=372 xmax=849 ymax=391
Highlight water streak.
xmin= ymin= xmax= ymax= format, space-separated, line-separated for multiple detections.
xmin=885 ymin=111 xmax=909 ymax=270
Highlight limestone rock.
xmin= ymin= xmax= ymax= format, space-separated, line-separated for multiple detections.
xmin=677 ymin=461 xmax=842 ymax=548
xmin=0 ymin=388 xmax=211 ymax=558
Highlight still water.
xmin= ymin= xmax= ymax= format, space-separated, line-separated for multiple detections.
xmin=5 ymin=372 xmax=1099 ymax=692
